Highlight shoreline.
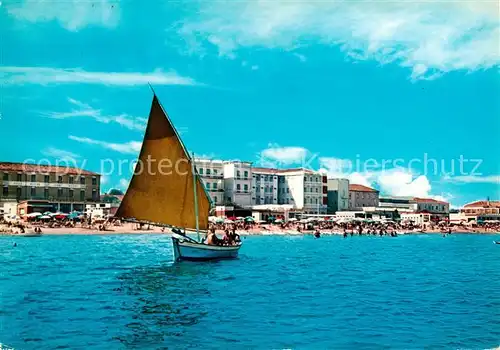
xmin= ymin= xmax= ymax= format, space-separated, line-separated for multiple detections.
xmin=1 ymin=228 xmax=499 ymax=236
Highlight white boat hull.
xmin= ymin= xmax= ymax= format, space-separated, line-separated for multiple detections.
xmin=171 ymin=233 xmax=241 ymax=261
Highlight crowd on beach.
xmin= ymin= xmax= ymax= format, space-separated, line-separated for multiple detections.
xmin=1 ymin=213 xmax=499 ymax=236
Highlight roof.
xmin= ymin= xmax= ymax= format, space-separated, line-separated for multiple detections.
xmin=0 ymin=162 xmax=99 ymax=176
xmin=463 ymin=200 xmax=500 ymax=208
xmin=412 ymin=197 xmax=448 ymax=205
xmin=349 ymin=184 xmax=378 ymax=192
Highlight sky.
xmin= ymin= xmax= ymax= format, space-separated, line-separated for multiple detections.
xmin=0 ymin=0 xmax=499 ymax=207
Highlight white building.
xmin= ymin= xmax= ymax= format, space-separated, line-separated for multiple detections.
xmin=327 ymin=178 xmax=349 ymax=214
xmin=252 ymin=168 xmax=327 ymax=214
xmin=252 ymin=168 xmax=278 ymax=205
xmin=194 ymin=159 xmax=225 ymax=205
xmin=223 ymin=161 xmax=253 ymax=207
xmin=85 ymin=203 xmax=112 ymax=217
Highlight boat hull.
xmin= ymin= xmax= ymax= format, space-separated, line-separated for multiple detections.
xmin=171 ymin=234 xmax=241 ymax=261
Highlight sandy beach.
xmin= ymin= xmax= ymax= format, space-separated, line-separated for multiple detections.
xmin=1 ymin=222 xmax=498 ymax=236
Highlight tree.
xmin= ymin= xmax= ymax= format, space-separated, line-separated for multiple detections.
xmin=108 ymin=188 xmax=124 ymax=195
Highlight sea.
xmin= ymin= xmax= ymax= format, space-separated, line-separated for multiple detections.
xmin=1 ymin=233 xmax=499 ymax=350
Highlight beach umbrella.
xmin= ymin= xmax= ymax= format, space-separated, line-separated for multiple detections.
xmin=288 ymin=218 xmax=298 ymax=222
xmin=274 ymin=219 xmax=283 ymax=223
xmin=208 ymin=216 xmax=217 ymax=223
xmin=224 ymin=219 xmax=234 ymax=224
xmin=43 ymin=211 xmax=52 ymax=216
xmin=39 ymin=215 xmax=51 ymax=219
xmin=236 ymin=216 xmax=244 ymax=220
xmin=27 ymin=212 xmax=42 ymax=218
xmin=244 ymin=216 xmax=254 ymax=222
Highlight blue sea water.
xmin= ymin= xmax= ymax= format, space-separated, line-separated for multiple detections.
xmin=1 ymin=234 xmax=499 ymax=349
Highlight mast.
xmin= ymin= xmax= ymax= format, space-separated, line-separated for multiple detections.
xmin=192 ymin=152 xmax=201 ymax=242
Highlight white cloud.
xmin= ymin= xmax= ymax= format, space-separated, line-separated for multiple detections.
xmin=42 ymin=97 xmax=147 ymax=131
xmin=177 ymin=1 xmax=499 ymax=79
xmin=41 ymin=147 xmax=80 ymax=162
xmin=319 ymin=157 xmax=449 ymax=200
xmin=443 ymin=175 xmax=500 ymax=184
xmin=259 ymin=144 xmax=309 ymax=166
xmin=293 ymin=53 xmax=307 ymax=62
xmin=68 ymin=135 xmax=141 ymax=154
xmin=0 ymin=66 xmax=199 ymax=86
xmin=6 ymin=0 xmax=120 ymax=31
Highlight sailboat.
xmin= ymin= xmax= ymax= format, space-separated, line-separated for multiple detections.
xmin=115 ymin=91 xmax=242 ymax=261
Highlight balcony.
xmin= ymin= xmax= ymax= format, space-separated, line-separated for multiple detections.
xmin=234 ymin=190 xmax=250 ymax=194
xmin=235 ymin=176 xmax=249 ymax=180
xmin=208 ymin=188 xmax=225 ymax=192
xmin=202 ymin=173 xmax=224 ymax=179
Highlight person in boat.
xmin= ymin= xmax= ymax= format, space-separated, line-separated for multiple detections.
xmin=205 ymin=228 xmax=221 ymax=246
xmin=230 ymin=229 xmax=241 ymax=244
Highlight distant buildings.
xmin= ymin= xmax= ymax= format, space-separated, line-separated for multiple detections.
xmin=327 ymin=178 xmax=349 ymax=214
xmin=348 ymin=184 xmax=380 ymax=209
xmin=0 ymin=162 xmax=101 ymax=216
xmin=450 ymin=200 xmax=500 ymax=223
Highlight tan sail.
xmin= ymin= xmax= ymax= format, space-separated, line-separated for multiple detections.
xmin=115 ymin=95 xmax=211 ymax=230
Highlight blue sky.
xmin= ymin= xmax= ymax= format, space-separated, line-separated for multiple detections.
xmin=1 ymin=0 xmax=499 ymax=206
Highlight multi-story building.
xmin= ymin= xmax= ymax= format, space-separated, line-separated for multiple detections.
xmin=251 ymin=168 xmax=327 ymax=214
xmin=327 ymin=178 xmax=349 ymax=214
xmin=460 ymin=200 xmax=500 ymax=218
xmin=412 ymin=197 xmax=449 ymax=220
xmin=252 ymin=168 xmax=278 ymax=205
xmin=223 ymin=161 xmax=253 ymax=207
xmin=379 ymin=196 xmax=418 ymax=211
xmin=348 ymin=184 xmax=379 ymax=209
xmin=0 ymin=162 xmax=100 ymax=213
xmin=194 ymin=159 xmax=225 ymax=205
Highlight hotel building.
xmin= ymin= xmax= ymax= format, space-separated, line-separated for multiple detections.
xmin=348 ymin=184 xmax=380 ymax=209
xmin=194 ymin=159 xmax=225 ymax=205
xmin=223 ymin=161 xmax=253 ymax=207
xmin=0 ymin=162 xmax=100 ymax=214
xmin=327 ymin=178 xmax=349 ymax=214
xmin=251 ymin=167 xmax=328 ymax=214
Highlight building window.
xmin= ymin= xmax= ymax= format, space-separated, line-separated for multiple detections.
xmin=44 ymin=175 xmax=49 ymax=183
xmin=213 ymin=196 xmax=217 ymax=203
xmin=199 ymin=168 xmax=203 ymax=175
xmin=44 ymin=188 xmax=49 ymax=199
xmin=2 ymin=186 xmax=8 ymax=196
xmin=16 ymin=187 xmax=21 ymax=198
xmin=17 ymin=174 xmax=22 ymax=181
xmin=69 ymin=176 xmax=74 ymax=184
xmin=244 ymin=171 xmax=248 ymax=178
xmin=213 ymin=169 xmax=217 ymax=175
xmin=316 ymin=188 xmax=319 ymax=193
xmin=212 ymin=183 xmax=217 ymax=190
xmin=92 ymin=177 xmax=97 ymax=186
xmin=236 ymin=184 xmax=241 ymax=191
xmin=80 ymin=190 xmax=85 ymax=201
xmin=244 ymin=184 xmax=248 ymax=191
xmin=80 ymin=177 xmax=85 ymax=185
xmin=58 ymin=176 xmax=63 ymax=184
xmin=205 ymin=183 xmax=210 ymax=190
xmin=237 ymin=170 xmax=241 ymax=178
xmin=31 ymin=174 xmax=36 ymax=182
xmin=92 ymin=189 xmax=97 ymax=201
xmin=69 ymin=189 xmax=74 ymax=198
xmin=30 ymin=187 xmax=36 ymax=197
xmin=206 ymin=169 xmax=211 ymax=175
xmin=2 ymin=173 xmax=8 ymax=181
xmin=58 ymin=188 xmax=63 ymax=197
